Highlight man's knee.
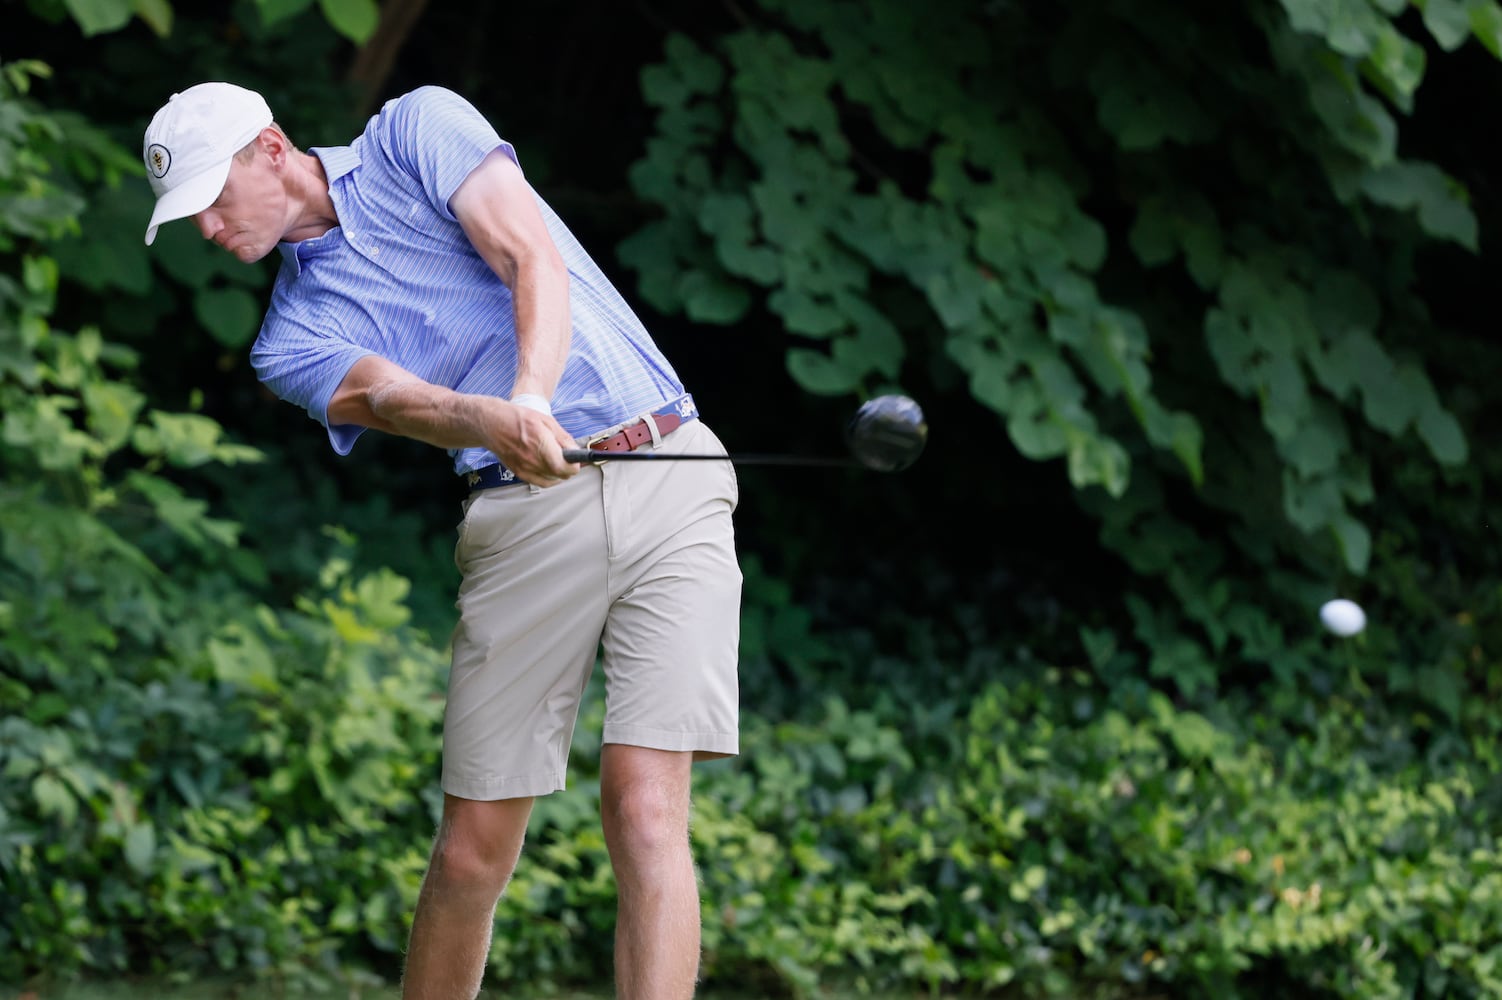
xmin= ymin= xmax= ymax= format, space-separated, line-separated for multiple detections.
xmin=605 ymin=786 xmax=687 ymax=854
xmin=426 ymin=796 xmax=532 ymax=898
xmin=601 ymin=748 xmax=692 ymax=863
xmin=428 ymin=835 xmax=514 ymax=896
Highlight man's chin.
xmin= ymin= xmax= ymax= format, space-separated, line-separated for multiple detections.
xmin=232 ymin=244 xmax=270 ymax=263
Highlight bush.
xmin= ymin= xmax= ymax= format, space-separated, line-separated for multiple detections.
xmin=0 ymin=63 xmax=445 ymax=987
xmin=923 ymin=673 xmax=1502 ymax=999
xmin=443 ymin=623 xmax=1500 ymax=1000
xmin=665 ymin=664 xmax=1501 ymax=999
xmin=0 ymin=542 xmax=448 ymax=983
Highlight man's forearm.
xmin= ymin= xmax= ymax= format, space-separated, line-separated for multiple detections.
xmin=352 ymin=366 xmax=577 ymax=485
xmin=366 ymin=378 xmax=506 ymax=451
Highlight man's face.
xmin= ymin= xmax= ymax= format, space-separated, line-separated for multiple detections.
xmin=192 ymin=147 xmax=285 ymax=263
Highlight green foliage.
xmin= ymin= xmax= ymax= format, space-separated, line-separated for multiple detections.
xmin=0 ymin=555 xmax=445 ymax=980
xmin=621 ymin=0 xmax=1494 ymax=711
xmin=6 ymin=2 xmax=1502 ymax=997
xmin=0 ymin=59 xmax=441 ymax=985
xmin=453 ymin=611 xmax=1502 ymax=1000
xmin=255 ymin=0 xmax=380 ymax=43
xmin=0 ymin=61 xmax=132 ymax=251
xmin=28 ymin=0 xmax=378 ymax=44
xmin=29 ymin=0 xmax=176 ymax=38
xmin=919 ymin=672 xmax=1502 ymax=999
xmin=24 ymin=1 xmax=364 ymax=358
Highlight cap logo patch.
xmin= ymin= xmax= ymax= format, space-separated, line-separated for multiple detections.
xmin=147 ymin=143 xmax=171 ymax=178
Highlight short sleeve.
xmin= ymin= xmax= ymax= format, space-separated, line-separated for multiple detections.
xmin=377 ymin=86 xmax=520 ymax=222
xmin=250 ymin=313 xmax=374 ymax=456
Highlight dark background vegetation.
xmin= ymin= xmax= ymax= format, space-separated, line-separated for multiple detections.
xmin=3 ymin=0 xmax=1500 ymax=997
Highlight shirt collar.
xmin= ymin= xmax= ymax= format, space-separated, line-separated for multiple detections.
xmin=276 ymin=145 xmax=362 ymax=273
xmin=312 ymin=144 xmax=361 ymax=184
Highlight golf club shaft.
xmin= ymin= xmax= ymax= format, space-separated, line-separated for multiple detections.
xmin=562 ymin=448 xmax=851 ymax=467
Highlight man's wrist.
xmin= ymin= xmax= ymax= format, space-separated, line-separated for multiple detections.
xmin=511 ymin=393 xmax=552 ymax=416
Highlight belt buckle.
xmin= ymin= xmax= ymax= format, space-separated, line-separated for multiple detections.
xmin=580 ymin=421 xmax=627 ymax=449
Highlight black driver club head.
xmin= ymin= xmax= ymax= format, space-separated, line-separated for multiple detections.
xmin=845 ymin=395 xmax=928 ymax=472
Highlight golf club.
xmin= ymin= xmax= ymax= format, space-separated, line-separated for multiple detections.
xmin=562 ymin=394 xmax=928 ymax=473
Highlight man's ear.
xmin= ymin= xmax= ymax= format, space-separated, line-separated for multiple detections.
xmin=259 ymin=126 xmax=290 ymax=166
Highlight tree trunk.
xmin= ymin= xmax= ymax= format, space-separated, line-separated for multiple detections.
xmin=347 ymin=0 xmax=432 ymax=117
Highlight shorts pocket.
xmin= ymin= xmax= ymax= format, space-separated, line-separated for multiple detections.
xmin=453 ymin=487 xmax=530 ymax=575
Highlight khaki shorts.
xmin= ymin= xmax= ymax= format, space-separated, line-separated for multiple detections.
xmin=442 ymin=419 xmax=741 ymax=801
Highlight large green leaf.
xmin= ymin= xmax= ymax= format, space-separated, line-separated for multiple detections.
xmin=132 ymin=0 xmax=173 ymax=36
xmin=1363 ymin=22 xmax=1427 ymax=108
xmin=255 ymin=0 xmax=316 ymax=26
xmin=32 ymin=773 xmax=77 ymax=824
xmin=769 ymin=287 xmax=845 ymax=337
xmin=316 ymin=0 xmax=377 ymax=43
xmin=1006 ymin=384 xmax=1069 ymax=461
xmin=82 ymin=380 xmax=144 ymax=452
xmin=1283 ymin=469 xmax=1344 ymax=534
xmin=967 ymin=355 xmax=1018 ymax=414
xmin=1360 ymin=160 xmax=1478 ymax=249
xmin=1276 ymin=0 xmax=1387 ymax=56
xmin=123 ymin=821 xmax=156 ymax=876
xmin=131 ymin=411 xmax=261 ymax=467
xmin=1421 ymin=0 xmax=1474 ymax=49
xmin=1330 ymin=511 xmax=1372 ymax=573
xmin=192 ymin=286 xmax=262 ymax=348
xmin=678 ymin=269 xmax=751 ymax=324
xmin=786 ymin=347 xmax=861 ymax=395
xmin=1471 ymin=0 xmax=1502 ymax=57
xmin=1067 ymin=433 xmax=1131 ymax=497
xmin=1277 ymin=408 xmax=1345 ymax=477
xmin=61 ymin=0 xmax=134 ymax=35
xmin=1416 ymin=404 xmax=1467 ymax=465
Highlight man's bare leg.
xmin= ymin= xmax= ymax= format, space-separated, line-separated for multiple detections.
xmin=600 ymin=744 xmax=699 ymax=1000
xmin=402 ymin=794 xmax=533 ymax=1000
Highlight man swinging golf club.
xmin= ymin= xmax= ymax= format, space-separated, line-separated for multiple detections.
xmin=143 ymin=80 xmax=741 ymax=1000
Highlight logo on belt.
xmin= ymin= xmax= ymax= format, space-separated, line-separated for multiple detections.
xmin=466 ymin=467 xmax=516 ymax=487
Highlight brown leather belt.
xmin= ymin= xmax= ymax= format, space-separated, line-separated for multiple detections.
xmin=586 ymin=411 xmax=684 ymax=454
xmin=464 ymin=393 xmax=699 ymax=492
xmin=579 ymin=393 xmax=699 ymax=455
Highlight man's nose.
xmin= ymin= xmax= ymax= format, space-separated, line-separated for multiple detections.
xmin=193 ymin=210 xmax=221 ymax=240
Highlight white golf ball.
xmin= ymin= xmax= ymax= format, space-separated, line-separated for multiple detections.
xmin=1319 ymin=599 xmax=1367 ymax=637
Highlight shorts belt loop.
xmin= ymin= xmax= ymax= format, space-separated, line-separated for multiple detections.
xmin=645 ymin=413 xmax=664 ymax=448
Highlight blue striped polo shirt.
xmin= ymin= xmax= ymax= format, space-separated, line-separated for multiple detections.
xmin=249 ymin=86 xmax=684 ymax=475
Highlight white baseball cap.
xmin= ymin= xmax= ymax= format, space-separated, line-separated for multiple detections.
xmin=142 ymin=82 xmax=273 ymax=245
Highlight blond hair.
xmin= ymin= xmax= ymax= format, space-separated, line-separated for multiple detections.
xmin=234 ymin=123 xmax=293 ymax=163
